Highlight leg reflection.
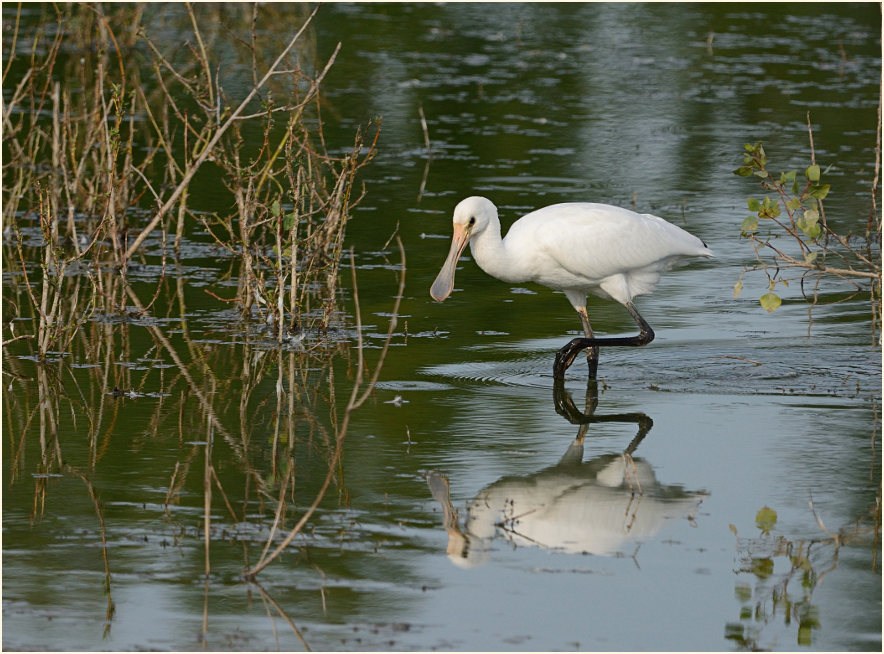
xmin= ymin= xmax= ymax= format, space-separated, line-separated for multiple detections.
xmin=553 ymin=378 xmax=653 ymax=456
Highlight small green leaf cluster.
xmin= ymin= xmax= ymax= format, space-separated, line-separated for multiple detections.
xmin=728 ymin=504 xmax=832 ymax=650
xmin=736 ymin=142 xmax=829 ymax=241
xmin=733 ymin=141 xmax=836 ymax=313
xmin=733 ymin=142 xmax=766 ymax=178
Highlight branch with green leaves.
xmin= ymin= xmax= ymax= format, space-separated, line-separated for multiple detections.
xmin=733 ymin=133 xmax=880 ymax=326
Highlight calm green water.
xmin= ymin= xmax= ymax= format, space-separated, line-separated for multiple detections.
xmin=3 ymin=3 xmax=881 ymax=651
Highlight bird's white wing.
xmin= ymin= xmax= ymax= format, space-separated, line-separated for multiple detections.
xmin=507 ymin=203 xmax=709 ymax=289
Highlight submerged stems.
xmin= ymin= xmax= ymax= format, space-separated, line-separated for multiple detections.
xmin=243 ymin=235 xmax=406 ymax=580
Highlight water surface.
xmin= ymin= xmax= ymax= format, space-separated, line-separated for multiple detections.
xmin=3 ymin=3 xmax=881 ymax=651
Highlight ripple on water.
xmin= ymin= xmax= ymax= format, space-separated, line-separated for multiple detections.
xmin=420 ymin=335 xmax=880 ymax=401
xmin=374 ymin=380 xmax=456 ymax=392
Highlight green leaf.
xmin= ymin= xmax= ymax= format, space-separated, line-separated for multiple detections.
xmin=734 ymin=582 xmax=751 ymax=603
xmin=759 ymin=196 xmax=781 ymax=219
xmin=782 ymin=169 xmax=797 ymax=182
xmin=751 ymin=557 xmax=774 ymax=579
xmin=755 ymin=144 xmax=766 ymax=166
xmin=733 ymin=280 xmax=743 ymax=298
xmin=797 ymin=209 xmax=820 ymax=237
xmin=804 ymin=251 xmax=818 ymax=264
xmin=740 ymin=215 xmax=758 ymax=233
xmin=747 ymin=197 xmax=761 ymax=212
xmin=271 ymin=200 xmax=281 ymax=217
xmin=734 ymin=166 xmax=754 ymax=177
xmin=798 ymin=623 xmax=812 ymax=647
xmin=786 ymin=197 xmax=802 ymax=211
xmin=755 ymin=505 xmax=778 ymax=531
xmin=759 ymin=292 xmax=782 ymax=312
xmin=283 ymin=212 xmax=297 ymax=231
xmin=805 ymin=164 xmax=820 ymax=182
xmin=744 ymin=142 xmax=764 ymax=156
xmin=808 ymin=184 xmax=830 ymax=200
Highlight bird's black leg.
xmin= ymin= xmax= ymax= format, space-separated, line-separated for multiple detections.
xmin=553 ymin=301 xmax=655 ymax=380
xmin=585 ymin=345 xmax=600 ymax=380
xmin=575 ymin=307 xmax=601 ymax=380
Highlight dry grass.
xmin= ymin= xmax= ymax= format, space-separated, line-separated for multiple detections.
xmin=2 ymin=3 xmax=377 ymax=359
xmin=2 ymin=4 xmax=400 ymax=610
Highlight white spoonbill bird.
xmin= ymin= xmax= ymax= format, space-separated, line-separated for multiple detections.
xmin=430 ymin=196 xmax=713 ymax=379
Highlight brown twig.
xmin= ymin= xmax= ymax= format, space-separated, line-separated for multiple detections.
xmin=122 ymin=5 xmax=322 ymax=262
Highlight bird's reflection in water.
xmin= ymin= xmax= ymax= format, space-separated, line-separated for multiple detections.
xmin=427 ymin=380 xmax=707 ymax=568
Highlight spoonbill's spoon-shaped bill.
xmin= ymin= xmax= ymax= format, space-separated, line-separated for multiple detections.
xmin=430 ymin=222 xmax=471 ymax=302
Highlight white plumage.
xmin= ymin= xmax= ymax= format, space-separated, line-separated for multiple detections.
xmin=430 ymin=196 xmax=713 ymax=378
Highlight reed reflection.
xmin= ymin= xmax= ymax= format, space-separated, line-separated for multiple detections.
xmin=428 ymin=381 xmax=707 ymax=567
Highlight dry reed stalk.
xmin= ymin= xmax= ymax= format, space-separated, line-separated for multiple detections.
xmin=250 ymin=580 xmax=312 ymax=650
xmin=4 ymin=9 xmax=141 ymax=358
xmin=66 ymin=465 xmax=116 ymax=634
xmin=204 ymin=415 xmax=214 ymax=577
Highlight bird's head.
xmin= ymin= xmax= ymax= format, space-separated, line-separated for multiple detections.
xmin=430 ymin=197 xmax=497 ymax=302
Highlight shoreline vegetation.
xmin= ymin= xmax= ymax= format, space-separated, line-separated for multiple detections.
xmin=3 ymin=3 xmax=383 ymax=358
xmin=2 ymin=2 xmax=400 ymax=594
xmin=734 ymin=111 xmax=882 ymax=340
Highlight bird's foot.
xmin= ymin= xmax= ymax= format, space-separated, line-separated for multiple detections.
xmin=553 ymin=337 xmax=592 ymax=379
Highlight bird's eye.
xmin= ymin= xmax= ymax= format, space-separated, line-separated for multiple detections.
xmin=468 ymin=216 xmax=476 ymax=226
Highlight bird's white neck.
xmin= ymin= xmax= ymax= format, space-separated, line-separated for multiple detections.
xmin=468 ymin=219 xmax=525 ymax=284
